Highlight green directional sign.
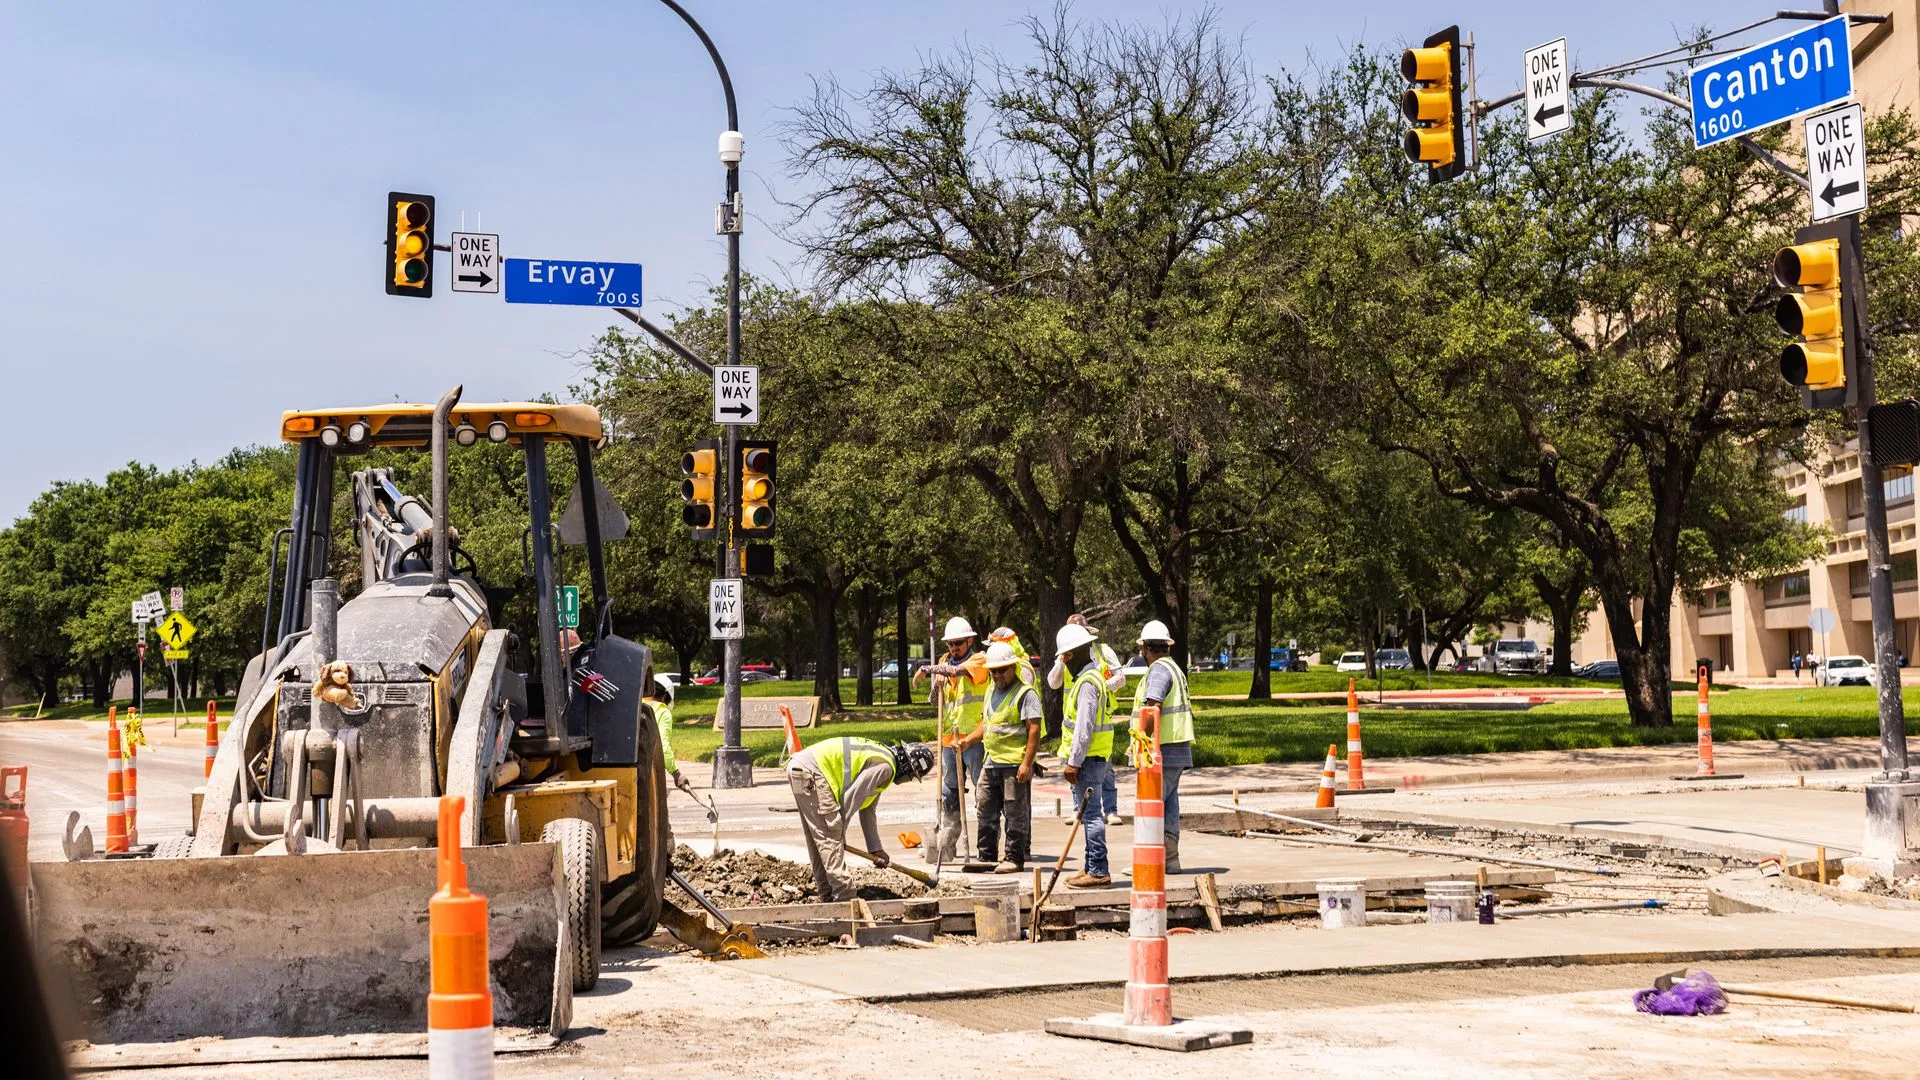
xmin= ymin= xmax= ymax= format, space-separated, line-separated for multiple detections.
xmin=557 ymin=585 xmax=580 ymax=630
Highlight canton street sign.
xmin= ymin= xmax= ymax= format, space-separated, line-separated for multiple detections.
xmin=1805 ymin=102 xmax=1867 ymax=222
xmin=1525 ymin=38 xmax=1570 ymax=141
xmin=450 ymin=232 xmax=502 ymax=293
xmin=709 ymin=578 xmax=744 ymax=641
xmin=557 ymin=585 xmax=580 ymax=630
xmin=1689 ymin=15 xmax=1852 ymax=149
xmin=713 ymin=365 xmax=760 ymax=425
xmin=156 ymin=611 xmax=198 ymax=649
xmin=503 ymin=258 xmax=642 ymax=307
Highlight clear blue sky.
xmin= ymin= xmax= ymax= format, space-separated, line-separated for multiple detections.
xmin=1 ymin=1 xmax=1770 ymax=519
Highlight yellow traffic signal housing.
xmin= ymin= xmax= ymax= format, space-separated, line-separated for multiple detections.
xmin=737 ymin=441 xmax=776 ymax=538
xmin=1401 ymin=26 xmax=1465 ymax=182
xmin=681 ymin=439 xmax=719 ymax=540
xmin=385 ymin=191 xmax=435 ymax=297
xmin=1773 ymin=223 xmax=1858 ymax=410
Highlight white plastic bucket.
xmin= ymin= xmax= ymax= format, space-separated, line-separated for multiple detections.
xmin=1316 ymin=877 xmax=1367 ymax=929
xmin=1425 ymin=880 xmax=1475 ymax=924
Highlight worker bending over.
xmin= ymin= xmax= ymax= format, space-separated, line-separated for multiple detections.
xmin=787 ymin=736 xmax=934 ymax=902
xmin=644 ymin=675 xmax=696 ymax=797
xmin=973 ymin=641 xmax=1042 ymax=872
xmin=1133 ymin=621 xmax=1192 ymax=873
xmin=916 ymin=616 xmax=988 ymax=861
xmin=1057 ymin=623 xmax=1118 ymax=888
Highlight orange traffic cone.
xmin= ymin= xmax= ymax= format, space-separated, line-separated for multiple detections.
xmin=779 ymin=704 xmax=803 ymax=757
xmin=105 ymin=708 xmax=128 ymax=854
xmin=429 ymin=795 xmax=493 ymax=1079
xmin=1123 ymin=709 xmax=1170 ymax=1026
xmin=204 ymin=700 xmax=219 ymax=779
xmin=1315 ymin=743 xmax=1338 ymax=809
xmin=1346 ymin=678 xmax=1367 ymax=791
xmin=1694 ymin=672 xmax=1716 ymax=777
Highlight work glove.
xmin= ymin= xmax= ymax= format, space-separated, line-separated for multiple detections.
xmin=674 ymin=772 xmax=695 ymax=795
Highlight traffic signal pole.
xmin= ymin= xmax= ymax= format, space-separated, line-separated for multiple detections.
xmin=660 ymin=0 xmax=754 ymax=789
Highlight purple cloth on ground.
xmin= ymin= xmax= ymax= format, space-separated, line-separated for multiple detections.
xmin=1634 ymin=971 xmax=1727 ymax=1015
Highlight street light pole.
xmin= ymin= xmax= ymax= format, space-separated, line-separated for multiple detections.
xmin=659 ymin=0 xmax=753 ymax=788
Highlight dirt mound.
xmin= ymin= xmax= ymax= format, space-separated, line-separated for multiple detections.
xmin=671 ymin=845 xmax=937 ymax=905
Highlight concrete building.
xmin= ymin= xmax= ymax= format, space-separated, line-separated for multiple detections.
xmin=1554 ymin=4 xmax=1920 ymax=678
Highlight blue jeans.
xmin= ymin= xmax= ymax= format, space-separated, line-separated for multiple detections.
xmin=1161 ymin=741 xmax=1193 ymax=841
xmin=940 ymin=743 xmax=984 ymax=813
xmin=1071 ymin=757 xmax=1111 ymax=878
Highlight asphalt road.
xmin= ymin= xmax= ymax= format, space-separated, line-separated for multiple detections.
xmin=0 ymin=720 xmax=207 ymax=860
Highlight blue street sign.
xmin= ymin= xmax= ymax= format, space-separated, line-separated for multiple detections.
xmin=503 ymin=258 xmax=643 ymax=307
xmin=1690 ymin=16 xmax=1852 ymax=149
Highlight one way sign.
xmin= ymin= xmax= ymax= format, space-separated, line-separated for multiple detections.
xmin=1806 ymin=102 xmax=1867 ymax=223
xmin=450 ymin=232 xmax=501 ymax=293
xmin=1525 ymin=38 xmax=1570 ymax=141
xmin=709 ymin=578 xmax=744 ymax=640
xmin=713 ymin=365 xmax=760 ymax=425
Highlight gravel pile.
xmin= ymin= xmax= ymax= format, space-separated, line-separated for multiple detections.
xmin=671 ymin=844 xmax=944 ymax=905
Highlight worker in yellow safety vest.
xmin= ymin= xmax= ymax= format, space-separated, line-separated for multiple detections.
xmin=1056 ymin=622 xmax=1117 ymax=887
xmin=915 ymin=616 xmax=987 ymax=861
xmin=645 ymin=675 xmax=697 ymax=797
xmin=968 ymin=641 xmax=1042 ymax=872
xmin=786 ymin=737 xmax=935 ymax=901
xmin=1133 ymin=620 xmax=1192 ymax=873
xmin=1048 ymin=614 xmax=1127 ymax=827
xmin=987 ymin=626 xmax=1036 ymax=687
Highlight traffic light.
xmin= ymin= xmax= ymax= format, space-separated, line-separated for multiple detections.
xmin=384 ymin=191 xmax=435 ymax=297
xmin=737 ymin=440 xmax=776 ymax=539
xmin=1774 ymin=220 xmax=1860 ymax=409
xmin=681 ymin=438 xmax=719 ymax=541
xmin=1401 ymin=26 xmax=1465 ymax=183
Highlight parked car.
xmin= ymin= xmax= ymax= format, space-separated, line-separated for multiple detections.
xmin=1334 ymin=651 xmax=1368 ymax=673
xmin=691 ymin=667 xmax=721 ymax=686
xmin=873 ymin=658 xmax=930 ymax=681
xmin=1492 ymin=639 xmax=1546 ymax=675
xmin=1817 ymin=654 xmax=1875 ymax=687
xmin=1574 ymin=659 xmax=1620 ymax=680
xmin=1119 ymin=655 xmax=1151 ymax=677
xmin=1375 ymin=648 xmax=1413 ymax=671
xmin=1268 ymin=647 xmax=1310 ymax=673
xmin=740 ymin=669 xmax=780 ymax=684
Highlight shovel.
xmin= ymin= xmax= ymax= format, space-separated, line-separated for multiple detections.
xmin=848 ymin=844 xmax=940 ymax=887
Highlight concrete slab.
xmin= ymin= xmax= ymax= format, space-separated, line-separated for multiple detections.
xmin=751 ymin=913 xmax=1920 ymax=1001
xmin=1044 ymin=1013 xmax=1253 ymax=1051
xmin=1364 ymin=787 xmax=1868 ymax=860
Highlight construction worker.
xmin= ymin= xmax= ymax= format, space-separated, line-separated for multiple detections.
xmin=786 ymin=736 xmax=935 ymax=902
xmin=988 ymin=626 xmax=1037 ymax=686
xmin=1057 ymin=622 xmax=1116 ymax=888
xmin=645 ymin=675 xmax=696 ymax=797
xmin=915 ymin=616 xmax=987 ymax=861
xmin=1048 ymin=614 xmax=1126 ymax=827
xmin=1134 ymin=620 xmax=1192 ymax=874
xmin=971 ymin=641 xmax=1041 ymax=872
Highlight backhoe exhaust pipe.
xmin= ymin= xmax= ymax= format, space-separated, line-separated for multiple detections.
xmin=428 ymin=384 xmax=463 ymax=597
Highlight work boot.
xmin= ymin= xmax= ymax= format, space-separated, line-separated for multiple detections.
xmin=1104 ymin=812 xmax=1123 ymax=827
xmin=1066 ymin=872 xmax=1111 ymax=889
xmin=1164 ymin=832 xmax=1182 ymax=875
xmin=994 ymin=859 xmax=1021 ymax=874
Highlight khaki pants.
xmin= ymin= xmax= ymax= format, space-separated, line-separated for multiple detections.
xmin=789 ymin=768 xmax=853 ymax=902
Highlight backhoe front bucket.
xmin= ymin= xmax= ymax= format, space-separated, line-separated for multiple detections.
xmin=32 ymin=842 xmax=571 ymax=1046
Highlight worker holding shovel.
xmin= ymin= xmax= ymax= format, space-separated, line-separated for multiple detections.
xmin=975 ymin=642 xmax=1042 ymax=873
xmin=787 ymin=737 xmax=935 ymax=902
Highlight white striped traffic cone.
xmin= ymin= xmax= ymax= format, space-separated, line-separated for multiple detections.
xmin=105 ymin=709 xmax=128 ymax=854
xmin=1123 ymin=707 xmax=1170 ymax=1026
xmin=1346 ymin=679 xmax=1367 ymax=790
xmin=1315 ymin=743 xmax=1338 ymax=809
xmin=429 ymin=795 xmax=493 ymax=1079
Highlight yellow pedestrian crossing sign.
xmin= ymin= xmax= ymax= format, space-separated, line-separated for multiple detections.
xmin=156 ymin=611 xmax=197 ymax=648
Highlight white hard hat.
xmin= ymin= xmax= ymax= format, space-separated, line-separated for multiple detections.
xmin=652 ymin=674 xmax=675 ymax=703
xmin=1138 ymin=619 xmax=1173 ymax=644
xmin=1055 ymin=622 xmax=1098 ymax=655
xmin=942 ymin=616 xmax=976 ymax=642
xmin=983 ymin=641 xmax=1020 ymax=669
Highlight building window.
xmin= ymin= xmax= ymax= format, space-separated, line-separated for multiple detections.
xmin=1849 ymin=553 xmax=1920 ymax=597
xmin=1845 ymin=479 xmax=1866 ymax=520
xmin=1698 ymin=587 xmax=1732 ymax=613
xmin=1887 ymin=467 xmax=1914 ymax=507
xmin=1783 ymin=495 xmax=1808 ymax=523
xmin=1766 ymin=571 xmax=1813 ymax=606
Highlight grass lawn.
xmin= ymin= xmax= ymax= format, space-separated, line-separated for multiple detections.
xmin=3 ymin=699 xmax=236 ymax=727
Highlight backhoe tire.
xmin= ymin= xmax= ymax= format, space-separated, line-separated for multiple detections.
xmin=542 ymin=817 xmax=602 ymax=993
xmin=601 ymin=711 xmax=673 ymax=947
